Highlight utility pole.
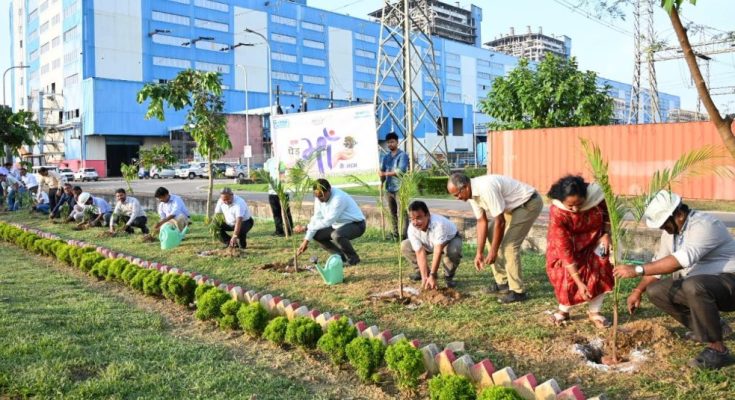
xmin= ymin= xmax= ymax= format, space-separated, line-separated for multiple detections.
xmin=645 ymin=0 xmax=661 ymax=123
xmin=628 ymin=0 xmax=641 ymax=124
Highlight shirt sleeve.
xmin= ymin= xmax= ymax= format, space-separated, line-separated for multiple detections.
xmin=157 ymin=202 xmax=165 ymax=219
xmin=468 ymin=199 xmax=484 ymax=220
xmin=379 ymin=154 xmax=388 ymax=172
xmin=671 ymin=221 xmax=724 ymax=268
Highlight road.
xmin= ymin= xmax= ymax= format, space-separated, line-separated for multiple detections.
xmin=76 ymin=177 xmax=735 ymax=228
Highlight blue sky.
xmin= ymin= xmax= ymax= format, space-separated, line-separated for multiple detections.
xmin=2 ymin=0 xmax=733 ymax=113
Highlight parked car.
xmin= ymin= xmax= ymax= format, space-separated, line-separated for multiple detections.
xmin=74 ymin=168 xmax=99 ymax=182
xmin=225 ymin=164 xmax=248 ymax=179
xmin=58 ymin=168 xmax=75 ymax=182
xmin=202 ymin=162 xmax=231 ymax=178
xmin=175 ymin=162 xmax=207 ymax=179
xmin=150 ymin=165 xmax=176 ymax=179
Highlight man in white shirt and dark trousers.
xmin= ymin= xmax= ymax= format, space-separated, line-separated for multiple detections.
xmin=296 ymin=179 xmax=366 ymax=266
xmin=77 ymin=192 xmax=112 ymax=227
xmin=447 ymin=173 xmax=543 ymax=303
xmin=213 ymin=187 xmax=254 ymax=248
xmin=110 ymin=188 xmax=149 ymax=234
xmin=402 ymin=200 xmax=463 ymax=289
xmin=153 ymin=187 xmax=190 ymax=233
xmin=20 ymin=168 xmax=38 ymax=195
xmin=615 ymin=190 xmax=735 ymax=369
xmin=264 ymin=157 xmax=293 ymax=236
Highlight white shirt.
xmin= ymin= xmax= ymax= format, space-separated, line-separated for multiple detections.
xmin=90 ymin=197 xmax=111 ymax=214
xmin=3 ymin=174 xmax=22 ymax=188
xmin=111 ymin=196 xmax=145 ymax=228
xmin=22 ymin=173 xmax=38 ymax=188
xmin=468 ymin=175 xmax=536 ymax=218
xmin=157 ymin=194 xmax=190 ymax=219
xmin=36 ymin=191 xmax=49 ymax=205
xmin=264 ymin=158 xmax=281 ymax=195
xmin=408 ymin=213 xmax=458 ymax=252
xmin=653 ymin=211 xmax=735 ymax=277
xmin=305 ymin=188 xmax=365 ymax=241
xmin=214 ymin=195 xmax=251 ymax=226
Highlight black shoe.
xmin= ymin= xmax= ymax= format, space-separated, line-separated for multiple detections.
xmin=499 ymin=291 xmax=527 ymax=304
xmin=485 ymin=283 xmax=510 ymax=294
xmin=347 ymin=257 xmax=361 ymax=266
xmin=142 ymin=227 xmax=150 ymax=235
xmin=125 ymin=227 xmax=134 ymax=234
xmin=444 ymin=277 xmax=457 ymax=288
xmin=689 ymin=347 xmax=731 ymax=369
xmin=409 ymin=272 xmax=422 ymax=282
xmin=273 ymin=232 xmax=286 ymax=237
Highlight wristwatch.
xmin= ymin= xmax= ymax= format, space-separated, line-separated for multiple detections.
xmin=635 ymin=265 xmax=645 ymax=276
xmin=429 ymin=272 xmax=438 ymax=279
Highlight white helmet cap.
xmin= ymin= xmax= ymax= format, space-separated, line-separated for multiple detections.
xmin=643 ymin=190 xmax=681 ymax=229
xmin=77 ymin=192 xmax=92 ymax=207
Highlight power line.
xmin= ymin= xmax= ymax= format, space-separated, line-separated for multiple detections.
xmin=550 ymin=0 xmax=633 ymax=37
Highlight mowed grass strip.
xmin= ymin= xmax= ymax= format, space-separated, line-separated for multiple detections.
xmin=0 ymin=243 xmax=326 ymax=399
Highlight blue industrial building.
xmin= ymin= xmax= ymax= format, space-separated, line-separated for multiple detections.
xmin=7 ymin=0 xmax=680 ymax=175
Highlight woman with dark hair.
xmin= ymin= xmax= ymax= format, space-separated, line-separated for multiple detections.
xmin=546 ymin=175 xmax=614 ymax=329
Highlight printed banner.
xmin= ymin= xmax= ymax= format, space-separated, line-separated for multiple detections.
xmin=271 ymin=104 xmax=379 ymax=176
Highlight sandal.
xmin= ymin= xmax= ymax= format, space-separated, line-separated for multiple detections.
xmin=588 ymin=312 xmax=611 ymax=329
xmin=548 ymin=311 xmax=570 ymax=326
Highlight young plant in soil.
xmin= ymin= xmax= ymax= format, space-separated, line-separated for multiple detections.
xmin=120 ymin=163 xmax=138 ymax=194
xmin=395 ymin=170 xmax=421 ymax=298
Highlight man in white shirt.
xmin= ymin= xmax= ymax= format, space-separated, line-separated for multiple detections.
xmin=1 ymin=172 xmax=26 ymax=211
xmin=447 ymin=172 xmax=542 ymax=303
xmin=213 ymin=187 xmax=254 ymax=248
xmin=38 ymin=167 xmax=64 ymax=212
xmin=401 ymin=201 xmax=463 ymax=289
xmin=20 ymin=168 xmax=39 ymax=195
xmin=77 ymin=192 xmax=112 ymax=227
xmin=614 ymin=190 xmax=735 ymax=370
xmin=264 ymin=157 xmax=293 ymax=237
xmin=296 ymin=179 xmax=366 ymax=266
xmin=153 ymin=186 xmax=190 ymax=233
xmin=32 ymin=190 xmax=50 ymax=214
xmin=110 ymin=188 xmax=149 ymax=234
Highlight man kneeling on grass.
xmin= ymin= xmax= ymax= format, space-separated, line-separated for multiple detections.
xmin=153 ymin=187 xmax=190 ymax=234
xmin=77 ymin=192 xmax=112 ymax=227
xmin=213 ymin=187 xmax=254 ymax=249
xmin=614 ymin=190 xmax=735 ymax=370
xmin=110 ymin=188 xmax=149 ymax=234
xmin=402 ymin=200 xmax=462 ymax=289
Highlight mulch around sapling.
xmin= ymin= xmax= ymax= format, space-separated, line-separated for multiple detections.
xmin=141 ymin=234 xmax=157 ymax=243
xmin=260 ymin=260 xmax=310 ymax=273
xmin=197 ymin=247 xmax=244 ymax=258
xmin=369 ymin=286 xmax=464 ymax=307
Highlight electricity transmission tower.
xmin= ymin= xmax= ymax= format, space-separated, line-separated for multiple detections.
xmin=645 ymin=0 xmax=661 ymax=122
xmin=628 ymin=0 xmax=642 ymax=124
xmin=373 ymin=0 xmax=449 ymax=170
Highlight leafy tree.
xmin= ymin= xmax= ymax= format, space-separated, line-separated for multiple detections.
xmin=138 ymin=144 xmax=178 ymax=171
xmin=480 ymin=55 xmax=614 ymax=130
xmin=120 ymin=163 xmax=138 ymax=194
xmin=0 ymin=106 xmax=43 ymax=159
xmin=137 ymin=69 xmax=231 ymax=220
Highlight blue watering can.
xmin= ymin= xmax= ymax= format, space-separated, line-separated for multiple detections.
xmin=312 ymin=254 xmax=344 ymax=285
xmin=159 ymin=223 xmax=190 ymax=250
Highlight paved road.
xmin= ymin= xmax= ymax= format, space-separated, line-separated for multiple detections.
xmin=77 ymin=178 xmax=735 ymax=228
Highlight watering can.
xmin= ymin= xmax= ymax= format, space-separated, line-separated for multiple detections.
xmin=159 ymin=223 xmax=190 ymax=250
xmin=312 ymin=254 xmax=344 ymax=285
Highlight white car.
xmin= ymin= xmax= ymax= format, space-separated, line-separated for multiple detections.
xmin=74 ymin=168 xmax=99 ymax=182
xmin=175 ymin=162 xmax=207 ymax=179
xmin=58 ymin=168 xmax=75 ymax=182
xmin=150 ymin=166 xmax=176 ymax=179
xmin=225 ymin=164 xmax=248 ymax=179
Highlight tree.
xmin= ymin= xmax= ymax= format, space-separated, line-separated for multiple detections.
xmin=480 ymin=55 xmax=614 ymax=130
xmin=588 ymin=0 xmax=735 ymax=159
xmin=137 ymin=70 xmax=231 ymax=221
xmin=138 ymin=143 xmax=178 ymax=171
xmin=0 ymin=106 xmax=43 ymax=159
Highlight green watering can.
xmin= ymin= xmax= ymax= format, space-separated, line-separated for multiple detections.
xmin=312 ymin=254 xmax=344 ymax=285
xmin=159 ymin=223 xmax=190 ymax=250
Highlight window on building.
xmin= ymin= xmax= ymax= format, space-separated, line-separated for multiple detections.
xmin=152 ymin=34 xmax=189 ymax=47
xmin=63 ymin=1 xmax=80 ymax=17
xmin=152 ymin=11 xmax=190 ymax=26
xmin=52 ymin=36 xmax=60 ymax=47
xmin=168 ymin=0 xmax=189 ymax=3
xmin=446 ymin=66 xmax=460 ymax=75
xmin=354 ymin=33 xmax=376 ymax=43
xmin=271 ymin=14 xmax=296 ymax=26
xmin=303 ymin=39 xmax=325 ymax=49
xmin=303 ymin=75 xmax=326 ymax=85
xmin=40 ymin=21 xmax=49 ymax=34
xmin=194 ymin=0 xmax=228 ymax=12
xmin=28 ymin=8 xmax=38 ymax=22
xmin=153 ymin=56 xmax=191 ymax=69
xmin=477 ymin=72 xmax=491 ymax=81
xmin=302 ymin=57 xmax=325 ymax=67
xmin=40 ymin=42 xmax=50 ymax=54
xmin=272 ymin=71 xmax=299 ymax=82
xmin=195 ymin=61 xmax=229 ymax=73
xmin=301 ymin=21 xmax=324 ymax=32
xmin=52 ymin=58 xmax=60 ymax=69
xmin=64 ymin=73 xmax=79 ymax=86
xmin=194 ymin=18 xmax=228 ymax=32
xmin=355 ymin=49 xmax=374 ymax=59
xmin=64 ymin=50 xmax=79 ymax=64
xmin=64 ymin=25 xmax=80 ymax=42
xmin=272 ymin=52 xmax=297 ymax=63
xmin=355 ymin=65 xmax=376 ymax=75
xmin=40 ymin=0 xmax=48 ymax=12
xmin=452 ymin=118 xmax=464 ymax=136
xmin=51 ymin=13 xmax=60 ymax=25
xmin=40 ymin=63 xmax=49 ymax=74
xmin=195 ymin=40 xmax=227 ymax=52
xmin=436 ymin=117 xmax=448 ymax=135
xmin=271 ymin=33 xmax=296 ymax=45
xmin=29 ymin=49 xmax=39 ymax=61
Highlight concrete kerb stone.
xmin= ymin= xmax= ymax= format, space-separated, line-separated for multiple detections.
xmin=244 ymin=290 xmax=257 ymax=303
xmin=267 ymin=296 xmax=282 ymax=314
xmin=230 ymin=286 xmax=245 ymax=301
xmin=557 ymin=385 xmax=586 ymax=400
xmin=284 ymin=303 xmax=301 ymax=320
xmin=435 ymin=349 xmax=457 ymax=376
xmin=451 ymin=354 xmax=474 ymax=380
xmin=533 ymin=379 xmax=561 ymax=400
xmin=376 ymin=330 xmax=392 ymax=345
xmin=354 ymin=321 xmax=368 ymax=334
xmin=445 ymin=341 xmax=465 ymax=353
xmin=315 ymin=312 xmax=332 ymax=329
xmin=259 ymin=294 xmax=273 ymax=311
xmin=491 ymin=366 xmax=517 ymax=388
xmin=388 ymin=333 xmax=407 ymax=345
xmin=512 ymin=373 xmax=538 ymax=400
xmin=420 ymin=344 xmax=440 ymax=376
xmin=360 ymin=325 xmax=380 ymax=340
xmin=470 ymin=358 xmax=495 ymax=388
xmin=294 ymin=305 xmax=310 ymax=319
xmin=276 ymin=299 xmax=291 ymax=316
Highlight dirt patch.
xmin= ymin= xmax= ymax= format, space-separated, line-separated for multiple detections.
xmin=141 ymin=234 xmax=157 ymax=243
xmin=71 ymin=224 xmax=89 ymax=231
xmin=369 ymin=287 xmax=463 ymax=307
xmin=197 ymin=247 xmax=244 ymax=258
xmin=260 ymin=261 xmax=307 ymax=273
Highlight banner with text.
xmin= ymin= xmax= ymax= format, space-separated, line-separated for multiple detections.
xmin=271 ymin=104 xmax=379 ymax=177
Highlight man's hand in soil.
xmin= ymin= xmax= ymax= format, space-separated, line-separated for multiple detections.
xmin=297 ymin=240 xmax=309 ymax=256
xmin=626 ymin=291 xmax=642 ymax=314
xmin=474 ymin=253 xmax=485 ymax=271
xmin=228 ymin=236 xmax=239 ymax=248
xmin=423 ymin=275 xmax=437 ymax=290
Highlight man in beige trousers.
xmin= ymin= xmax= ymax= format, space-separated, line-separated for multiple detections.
xmin=447 ymin=173 xmax=543 ymax=303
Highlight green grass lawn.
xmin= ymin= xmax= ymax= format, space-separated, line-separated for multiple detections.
xmin=2 ymin=212 xmax=735 ymax=399
xmin=0 ymin=242 xmax=385 ymax=399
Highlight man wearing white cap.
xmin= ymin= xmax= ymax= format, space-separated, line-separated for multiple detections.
xmin=77 ymin=192 xmax=112 ymax=227
xmin=614 ymin=190 xmax=735 ymax=369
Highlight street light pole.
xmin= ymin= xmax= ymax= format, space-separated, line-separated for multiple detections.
xmin=244 ymin=28 xmax=273 ymax=120
xmin=2 ymin=65 xmax=30 ymax=106
xmin=236 ymin=64 xmax=250 ymax=179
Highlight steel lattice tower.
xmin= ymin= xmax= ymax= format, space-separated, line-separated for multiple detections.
xmin=645 ymin=0 xmax=661 ymax=122
xmin=628 ymin=0 xmax=642 ymax=124
xmin=373 ymin=0 xmax=449 ymax=170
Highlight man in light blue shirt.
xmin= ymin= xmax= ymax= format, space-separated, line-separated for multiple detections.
xmin=296 ymin=178 xmax=366 ymax=265
xmin=153 ymin=187 xmax=190 ymax=233
xmin=77 ymin=192 xmax=112 ymax=227
xmin=380 ymin=132 xmax=410 ymax=240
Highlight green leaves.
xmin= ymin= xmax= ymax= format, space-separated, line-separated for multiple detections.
xmin=138 ymin=144 xmax=178 ymax=169
xmin=481 ymin=55 xmax=614 ymax=131
xmin=0 ymin=106 xmax=43 ymax=159
xmin=662 ymin=0 xmax=697 ymax=13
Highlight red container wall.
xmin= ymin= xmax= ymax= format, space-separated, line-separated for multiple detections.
xmin=488 ymin=121 xmax=735 ymax=200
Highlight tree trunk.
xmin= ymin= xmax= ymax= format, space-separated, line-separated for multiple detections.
xmin=669 ymin=7 xmax=735 ymax=158
xmin=206 ymin=149 xmax=213 ymax=222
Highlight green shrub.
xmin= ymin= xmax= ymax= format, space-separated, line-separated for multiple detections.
xmin=71 ymin=247 xmax=96 ymax=268
xmin=161 ymin=273 xmax=175 ymax=299
xmin=143 ymin=270 xmax=164 ymax=296
xmin=121 ymin=264 xmax=142 ymax=285
xmin=130 ymin=269 xmax=154 ymax=292
xmin=79 ymin=252 xmax=105 ymax=273
xmin=237 ymin=302 xmax=270 ymax=337
xmin=107 ymin=259 xmax=130 ymax=281
xmin=463 ymin=167 xmax=487 ymax=178
xmin=263 ymin=316 xmax=289 ymax=345
xmin=419 ymin=176 xmax=449 ymax=195
xmin=346 ymin=337 xmax=385 ymax=383
xmin=285 ymin=317 xmax=323 ymax=349
xmin=90 ymin=259 xmax=114 ymax=280
xmin=195 ymin=284 xmax=215 ymax=302
xmin=218 ymin=300 xmax=243 ymax=330
xmin=56 ymin=245 xmax=73 ymax=265
xmin=428 ymin=375 xmax=476 ymax=400
xmin=385 ymin=339 xmax=425 ymax=390
xmin=194 ymin=289 xmax=230 ymax=321
xmin=317 ymin=316 xmax=358 ymax=365
xmin=168 ymin=275 xmax=196 ymax=306
xmin=478 ymin=386 xmax=524 ymax=400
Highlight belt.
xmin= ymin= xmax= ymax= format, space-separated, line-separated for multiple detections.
xmin=514 ymin=191 xmax=539 ymax=211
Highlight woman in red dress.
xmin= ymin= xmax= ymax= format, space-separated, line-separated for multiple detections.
xmin=546 ymin=175 xmax=614 ymax=329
